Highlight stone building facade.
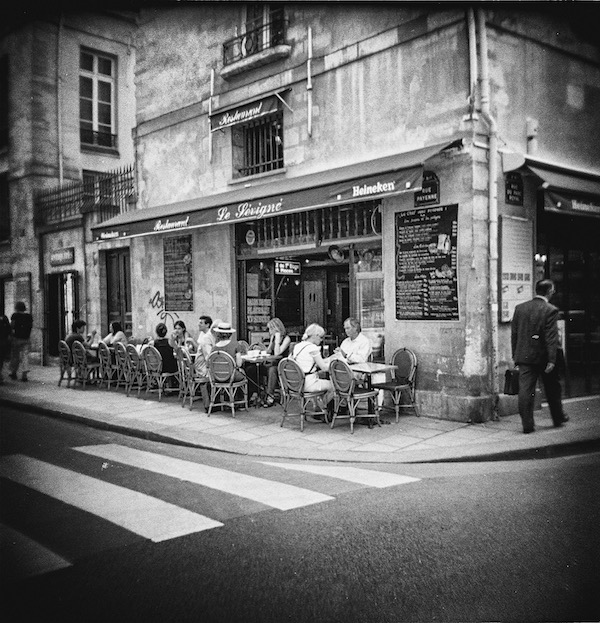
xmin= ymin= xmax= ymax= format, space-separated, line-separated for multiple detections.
xmin=84 ymin=4 xmax=600 ymax=419
xmin=0 ymin=10 xmax=136 ymax=361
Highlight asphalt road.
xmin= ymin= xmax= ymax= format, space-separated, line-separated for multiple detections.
xmin=1 ymin=406 xmax=599 ymax=623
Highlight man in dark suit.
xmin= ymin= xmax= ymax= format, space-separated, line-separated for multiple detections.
xmin=511 ymin=279 xmax=569 ymax=433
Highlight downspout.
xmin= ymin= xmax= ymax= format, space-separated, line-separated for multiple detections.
xmin=57 ymin=14 xmax=64 ymax=184
xmin=477 ymin=8 xmax=500 ymax=419
xmin=467 ymin=7 xmax=478 ymax=117
xmin=307 ymin=26 xmax=313 ymax=137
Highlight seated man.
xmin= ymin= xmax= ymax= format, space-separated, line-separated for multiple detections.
xmin=65 ymin=320 xmax=98 ymax=363
xmin=334 ymin=317 xmax=372 ymax=364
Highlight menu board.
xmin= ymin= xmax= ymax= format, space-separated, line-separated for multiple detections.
xmin=395 ymin=204 xmax=459 ymax=320
xmin=500 ymin=216 xmax=533 ymax=322
xmin=163 ymin=235 xmax=194 ymax=311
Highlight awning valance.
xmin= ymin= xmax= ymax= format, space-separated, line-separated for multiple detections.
xmin=502 ymin=152 xmax=600 ymax=217
xmin=210 ymin=92 xmax=286 ymax=132
xmin=93 ymin=139 xmax=463 ymax=242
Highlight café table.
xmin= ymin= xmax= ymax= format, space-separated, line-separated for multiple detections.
xmin=241 ymin=352 xmax=278 ymax=405
xmin=348 ymin=361 xmax=398 ymax=389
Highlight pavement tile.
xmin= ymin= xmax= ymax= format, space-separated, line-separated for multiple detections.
xmin=352 ymin=442 xmax=399 ymax=453
xmin=220 ymin=430 xmax=263 ymax=442
xmin=378 ymin=434 xmax=425 ymax=448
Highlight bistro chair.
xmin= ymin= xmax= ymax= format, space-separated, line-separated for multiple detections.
xmin=142 ymin=344 xmax=179 ymax=402
xmin=125 ymin=344 xmax=146 ymax=397
xmin=237 ymin=340 xmax=250 ymax=354
xmin=206 ymin=350 xmax=248 ymax=416
xmin=329 ymin=359 xmax=380 ymax=434
xmin=114 ymin=342 xmax=130 ymax=390
xmin=71 ymin=340 xmax=100 ymax=390
xmin=371 ymin=347 xmax=419 ymax=421
xmin=97 ymin=341 xmax=117 ymax=389
xmin=176 ymin=346 xmax=210 ymax=411
xmin=57 ymin=340 xmax=73 ymax=387
xmin=278 ymin=357 xmax=329 ymax=432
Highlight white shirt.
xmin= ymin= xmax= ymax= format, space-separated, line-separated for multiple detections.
xmin=339 ymin=332 xmax=372 ymax=364
xmin=194 ymin=331 xmax=214 ymax=376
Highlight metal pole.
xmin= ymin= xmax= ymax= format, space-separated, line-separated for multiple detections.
xmin=208 ymin=68 xmax=214 ymax=162
xmin=307 ymin=26 xmax=313 ymax=137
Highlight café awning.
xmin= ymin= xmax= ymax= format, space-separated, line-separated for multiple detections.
xmin=502 ymin=152 xmax=600 ymax=217
xmin=93 ymin=138 xmax=463 ymax=242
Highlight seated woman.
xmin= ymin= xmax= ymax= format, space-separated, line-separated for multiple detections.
xmin=211 ymin=321 xmax=245 ymax=382
xmin=102 ymin=321 xmax=128 ymax=346
xmin=289 ymin=323 xmax=334 ymax=418
xmin=152 ymin=322 xmax=178 ymax=374
xmin=169 ymin=320 xmax=189 ymax=350
xmin=262 ymin=318 xmax=291 ymax=406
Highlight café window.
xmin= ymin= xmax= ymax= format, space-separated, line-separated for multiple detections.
xmin=79 ymin=49 xmax=117 ymax=150
xmin=232 ymin=110 xmax=284 ymax=178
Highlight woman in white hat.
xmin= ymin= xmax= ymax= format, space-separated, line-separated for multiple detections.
xmin=212 ymin=321 xmax=245 ymax=381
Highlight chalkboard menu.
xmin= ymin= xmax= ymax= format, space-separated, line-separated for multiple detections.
xmin=163 ymin=235 xmax=194 ymax=311
xmin=395 ymin=204 xmax=459 ymax=320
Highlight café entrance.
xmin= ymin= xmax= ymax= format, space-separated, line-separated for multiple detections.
xmin=236 ymin=200 xmax=384 ymax=357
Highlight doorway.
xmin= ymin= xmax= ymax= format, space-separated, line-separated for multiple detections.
xmin=106 ymin=249 xmax=132 ymax=336
xmin=538 ymin=212 xmax=600 ymax=396
xmin=46 ymin=271 xmax=78 ymax=356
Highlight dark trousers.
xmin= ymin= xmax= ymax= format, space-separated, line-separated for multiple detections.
xmin=518 ymin=363 xmax=565 ymax=431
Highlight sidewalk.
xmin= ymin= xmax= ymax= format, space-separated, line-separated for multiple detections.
xmin=1 ymin=364 xmax=599 ymax=463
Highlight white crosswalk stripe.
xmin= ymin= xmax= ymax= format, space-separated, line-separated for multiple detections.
xmin=74 ymin=444 xmax=334 ymax=510
xmin=261 ymin=462 xmax=421 ymax=488
xmin=0 ymin=523 xmax=71 ymax=578
xmin=0 ymin=455 xmax=223 ymax=542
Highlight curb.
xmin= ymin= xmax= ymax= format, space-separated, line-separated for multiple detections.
xmin=3 ymin=395 xmax=597 ymax=464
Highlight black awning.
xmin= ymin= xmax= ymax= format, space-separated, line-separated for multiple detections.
xmin=93 ymin=139 xmax=463 ymax=242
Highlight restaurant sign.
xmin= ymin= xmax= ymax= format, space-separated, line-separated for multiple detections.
xmin=210 ymin=94 xmax=281 ymax=132
xmin=50 ymin=247 xmax=75 ymax=266
xmin=545 ymin=190 xmax=600 ymax=218
xmin=275 ymin=260 xmax=301 ymax=275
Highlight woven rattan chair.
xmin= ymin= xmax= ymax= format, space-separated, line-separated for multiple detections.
xmin=71 ymin=340 xmax=100 ymax=390
xmin=126 ymin=344 xmax=146 ymax=397
xmin=278 ymin=357 xmax=329 ymax=432
xmin=97 ymin=341 xmax=117 ymax=389
xmin=206 ymin=350 xmax=248 ymax=416
xmin=329 ymin=359 xmax=380 ymax=434
xmin=176 ymin=346 xmax=210 ymax=411
xmin=58 ymin=340 xmax=73 ymax=387
xmin=371 ymin=348 xmax=419 ymax=421
xmin=114 ymin=342 xmax=130 ymax=390
xmin=142 ymin=344 xmax=179 ymax=401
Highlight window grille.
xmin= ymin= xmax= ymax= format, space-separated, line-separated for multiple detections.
xmin=237 ymin=201 xmax=382 ymax=252
xmin=79 ymin=49 xmax=116 ymax=150
xmin=234 ymin=111 xmax=284 ymax=178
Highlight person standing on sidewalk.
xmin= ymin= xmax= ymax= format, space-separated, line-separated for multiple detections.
xmin=9 ymin=301 xmax=33 ymax=382
xmin=0 ymin=313 xmax=11 ymax=383
xmin=511 ymin=279 xmax=569 ymax=434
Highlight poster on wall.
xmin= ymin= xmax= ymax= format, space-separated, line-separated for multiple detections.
xmin=246 ymin=260 xmax=272 ymax=340
xmin=500 ymin=216 xmax=533 ymax=322
xmin=395 ymin=204 xmax=459 ymax=321
xmin=163 ymin=235 xmax=194 ymax=311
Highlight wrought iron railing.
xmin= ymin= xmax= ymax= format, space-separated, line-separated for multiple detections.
xmin=35 ymin=164 xmax=135 ymax=227
xmin=80 ymin=128 xmax=118 ymax=149
xmin=223 ymin=8 xmax=287 ymax=65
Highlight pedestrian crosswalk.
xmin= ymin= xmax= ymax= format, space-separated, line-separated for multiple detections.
xmin=1 ymin=444 xmax=421 ymax=579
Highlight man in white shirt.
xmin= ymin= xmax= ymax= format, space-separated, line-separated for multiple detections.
xmin=195 ymin=315 xmax=214 ymax=376
xmin=335 ymin=317 xmax=372 ymax=364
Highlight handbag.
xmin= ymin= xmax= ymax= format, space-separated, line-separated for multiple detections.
xmin=504 ymin=368 xmax=520 ymax=395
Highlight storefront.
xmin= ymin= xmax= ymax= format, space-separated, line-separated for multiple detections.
xmin=502 ymin=153 xmax=600 ymax=397
xmin=93 ymin=140 xmax=462 ymax=360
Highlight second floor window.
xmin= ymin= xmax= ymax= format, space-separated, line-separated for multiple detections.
xmin=232 ymin=110 xmax=284 ymax=178
xmin=79 ymin=49 xmax=116 ymax=150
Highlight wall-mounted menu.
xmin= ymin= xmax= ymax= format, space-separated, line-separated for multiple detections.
xmin=163 ymin=235 xmax=194 ymax=311
xmin=500 ymin=216 xmax=533 ymax=322
xmin=395 ymin=204 xmax=459 ymax=320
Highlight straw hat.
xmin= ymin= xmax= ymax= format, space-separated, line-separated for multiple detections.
xmin=215 ymin=321 xmax=235 ymax=334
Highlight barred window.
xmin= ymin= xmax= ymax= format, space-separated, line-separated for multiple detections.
xmin=232 ymin=111 xmax=284 ymax=178
xmin=79 ymin=49 xmax=116 ymax=150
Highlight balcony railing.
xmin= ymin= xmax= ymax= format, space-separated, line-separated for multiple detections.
xmin=80 ymin=128 xmax=118 ymax=150
xmin=35 ymin=164 xmax=135 ymax=228
xmin=223 ymin=8 xmax=287 ymax=66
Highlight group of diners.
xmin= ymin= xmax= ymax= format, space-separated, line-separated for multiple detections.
xmin=64 ymin=313 xmax=374 ymax=415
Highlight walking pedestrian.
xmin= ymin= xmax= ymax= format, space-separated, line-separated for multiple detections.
xmin=9 ymin=301 xmax=33 ymax=382
xmin=511 ymin=279 xmax=569 ymax=433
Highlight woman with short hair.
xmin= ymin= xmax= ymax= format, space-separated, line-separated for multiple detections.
xmin=102 ymin=321 xmax=128 ymax=346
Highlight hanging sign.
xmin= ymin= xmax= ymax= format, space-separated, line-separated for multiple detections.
xmin=275 ymin=260 xmax=301 ymax=275
xmin=414 ymin=171 xmax=439 ymax=206
xmin=210 ymin=94 xmax=281 ymax=132
xmin=505 ymin=172 xmax=524 ymax=206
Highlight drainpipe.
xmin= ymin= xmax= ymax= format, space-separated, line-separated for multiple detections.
xmin=467 ymin=7 xmax=478 ymax=116
xmin=477 ymin=8 xmax=500 ymax=419
xmin=307 ymin=26 xmax=313 ymax=137
xmin=56 ymin=14 xmax=64 ymax=184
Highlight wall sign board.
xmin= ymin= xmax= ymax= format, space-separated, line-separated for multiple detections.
xmin=505 ymin=172 xmax=524 ymax=206
xmin=163 ymin=235 xmax=194 ymax=311
xmin=395 ymin=204 xmax=459 ymax=321
xmin=414 ymin=171 xmax=439 ymax=207
xmin=500 ymin=216 xmax=533 ymax=322
xmin=50 ymin=247 xmax=75 ymax=266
